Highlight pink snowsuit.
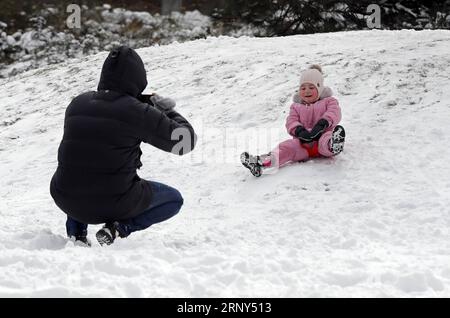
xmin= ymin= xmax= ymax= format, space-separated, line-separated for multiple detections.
xmin=268 ymin=91 xmax=342 ymax=167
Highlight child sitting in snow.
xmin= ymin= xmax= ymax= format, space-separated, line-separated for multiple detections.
xmin=241 ymin=64 xmax=345 ymax=177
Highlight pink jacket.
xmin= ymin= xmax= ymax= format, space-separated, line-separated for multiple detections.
xmin=285 ymin=87 xmax=342 ymax=136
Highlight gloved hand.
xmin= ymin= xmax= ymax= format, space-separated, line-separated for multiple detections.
xmin=150 ymin=94 xmax=176 ymax=112
xmin=138 ymin=93 xmax=176 ymax=112
xmin=309 ymin=119 xmax=329 ymax=141
xmin=295 ymin=126 xmax=312 ymax=143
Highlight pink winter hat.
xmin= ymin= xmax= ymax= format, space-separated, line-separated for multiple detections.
xmin=300 ymin=64 xmax=324 ymax=97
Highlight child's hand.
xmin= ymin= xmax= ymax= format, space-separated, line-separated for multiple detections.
xmin=309 ymin=119 xmax=329 ymax=141
xmin=295 ymin=126 xmax=312 ymax=143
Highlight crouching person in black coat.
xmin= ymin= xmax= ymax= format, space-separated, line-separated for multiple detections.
xmin=50 ymin=46 xmax=197 ymax=246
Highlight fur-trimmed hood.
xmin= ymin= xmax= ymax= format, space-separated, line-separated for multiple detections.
xmin=293 ymin=86 xmax=333 ymax=104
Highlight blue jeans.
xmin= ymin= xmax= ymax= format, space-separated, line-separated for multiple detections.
xmin=66 ymin=181 xmax=184 ymax=237
xmin=66 ymin=217 xmax=88 ymax=238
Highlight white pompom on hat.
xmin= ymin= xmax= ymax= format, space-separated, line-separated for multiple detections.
xmin=299 ymin=64 xmax=324 ymax=97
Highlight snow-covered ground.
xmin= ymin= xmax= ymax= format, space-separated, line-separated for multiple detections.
xmin=0 ymin=30 xmax=449 ymax=297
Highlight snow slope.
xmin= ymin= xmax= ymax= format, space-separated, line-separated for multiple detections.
xmin=0 ymin=30 xmax=450 ymax=297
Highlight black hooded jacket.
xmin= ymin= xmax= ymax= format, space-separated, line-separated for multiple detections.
xmin=50 ymin=46 xmax=196 ymax=224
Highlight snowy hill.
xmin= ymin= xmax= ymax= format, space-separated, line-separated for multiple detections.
xmin=0 ymin=30 xmax=450 ymax=297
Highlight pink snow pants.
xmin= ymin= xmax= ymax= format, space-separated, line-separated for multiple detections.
xmin=270 ymin=131 xmax=334 ymax=167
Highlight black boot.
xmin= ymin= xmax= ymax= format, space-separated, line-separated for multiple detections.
xmin=240 ymin=152 xmax=266 ymax=177
xmin=69 ymin=230 xmax=92 ymax=247
xmin=96 ymin=222 xmax=123 ymax=246
xmin=330 ymin=125 xmax=345 ymax=155
xmin=66 ymin=218 xmax=91 ymax=246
